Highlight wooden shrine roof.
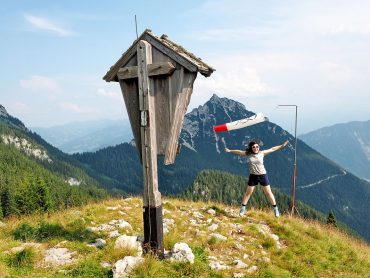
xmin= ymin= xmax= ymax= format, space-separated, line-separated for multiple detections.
xmin=103 ymin=29 xmax=215 ymax=82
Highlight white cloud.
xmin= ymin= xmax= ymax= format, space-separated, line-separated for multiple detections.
xmin=24 ymin=14 xmax=72 ymax=37
xmin=97 ymin=88 xmax=122 ymax=100
xmin=318 ymin=62 xmax=353 ymax=84
xmin=187 ymin=27 xmax=272 ymax=42
xmin=325 ymin=24 xmax=370 ymax=36
xmin=11 ymin=102 xmax=32 ymax=113
xmin=20 ymin=75 xmax=62 ymax=93
xmin=195 ymin=66 xmax=271 ymax=103
xmin=60 ymin=102 xmax=97 ymax=114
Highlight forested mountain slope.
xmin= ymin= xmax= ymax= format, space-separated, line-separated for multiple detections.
xmin=0 ymin=105 xmax=107 ymax=218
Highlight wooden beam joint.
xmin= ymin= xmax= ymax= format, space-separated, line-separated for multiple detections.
xmin=117 ymin=62 xmax=175 ymax=80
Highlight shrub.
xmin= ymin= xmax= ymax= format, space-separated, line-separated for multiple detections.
xmin=7 ymin=248 xmax=35 ymax=268
xmin=13 ymin=223 xmax=36 ymax=241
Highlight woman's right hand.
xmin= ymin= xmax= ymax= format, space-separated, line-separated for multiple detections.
xmin=225 ymin=148 xmax=230 ymax=152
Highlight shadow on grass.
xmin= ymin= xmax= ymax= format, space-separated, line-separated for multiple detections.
xmin=12 ymin=221 xmax=97 ymax=243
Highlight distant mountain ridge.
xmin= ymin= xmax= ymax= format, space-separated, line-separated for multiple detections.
xmin=32 ymin=119 xmax=133 ymax=154
xmin=300 ymin=120 xmax=370 ymax=180
xmin=0 ymin=104 xmax=107 ymax=218
xmin=73 ymin=95 xmax=370 ymax=242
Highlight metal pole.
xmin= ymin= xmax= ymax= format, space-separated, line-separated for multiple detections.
xmin=277 ymin=105 xmax=298 ymax=215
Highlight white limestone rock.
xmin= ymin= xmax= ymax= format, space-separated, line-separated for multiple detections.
xmin=169 ymin=242 xmax=195 ymax=264
xmin=43 ymin=248 xmax=76 ymax=267
xmin=96 ymin=224 xmax=116 ymax=232
xmin=192 ymin=211 xmax=205 ymax=219
xmin=247 ymin=265 xmax=258 ymax=273
xmin=101 ymin=262 xmax=112 ymax=268
xmin=107 ymin=206 xmax=120 ymax=211
xmin=163 ymin=218 xmax=175 ymax=234
xmin=108 ymin=230 xmax=121 ymax=238
xmin=109 ymin=219 xmax=132 ymax=230
xmin=114 ymin=235 xmax=142 ymax=256
xmin=7 ymin=242 xmax=41 ymax=254
xmin=208 ymin=223 xmax=219 ymax=231
xmin=210 ymin=233 xmax=227 ymax=241
xmin=209 ymin=261 xmax=231 ymax=270
xmin=112 ymin=256 xmax=144 ymax=278
xmin=88 ymin=238 xmax=106 ymax=248
xmin=207 ymin=208 xmax=216 ymax=215
xmin=233 ymin=259 xmax=248 ymax=269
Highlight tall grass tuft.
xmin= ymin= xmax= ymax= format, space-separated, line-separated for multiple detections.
xmin=12 ymin=223 xmax=36 ymax=241
xmin=7 ymin=247 xmax=35 ymax=268
xmin=69 ymin=259 xmax=111 ymax=277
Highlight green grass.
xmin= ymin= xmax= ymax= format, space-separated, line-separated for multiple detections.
xmin=7 ymin=248 xmax=35 ymax=268
xmin=0 ymin=197 xmax=369 ymax=277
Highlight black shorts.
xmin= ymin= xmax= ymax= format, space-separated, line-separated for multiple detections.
xmin=248 ymin=174 xmax=270 ymax=186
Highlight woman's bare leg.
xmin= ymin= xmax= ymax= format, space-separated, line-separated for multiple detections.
xmin=261 ymin=185 xmax=276 ymax=205
xmin=242 ymin=185 xmax=255 ymax=205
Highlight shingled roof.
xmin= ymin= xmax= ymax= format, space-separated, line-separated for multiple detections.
xmin=103 ymin=29 xmax=215 ymax=82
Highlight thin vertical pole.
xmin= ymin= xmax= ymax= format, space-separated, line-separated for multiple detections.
xmin=278 ymin=105 xmax=298 ymax=215
xmin=135 ymin=15 xmax=139 ymax=39
xmin=291 ymin=106 xmax=298 ymax=214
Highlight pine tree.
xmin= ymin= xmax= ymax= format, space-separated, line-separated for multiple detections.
xmin=327 ymin=210 xmax=338 ymax=227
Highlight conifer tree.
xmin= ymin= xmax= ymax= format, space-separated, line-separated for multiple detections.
xmin=327 ymin=210 xmax=338 ymax=227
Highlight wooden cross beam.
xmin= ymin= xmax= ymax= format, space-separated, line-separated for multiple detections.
xmin=117 ymin=62 xmax=176 ymax=80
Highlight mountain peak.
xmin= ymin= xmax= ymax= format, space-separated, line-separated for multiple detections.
xmin=181 ymin=95 xmax=256 ymax=150
xmin=209 ymin=93 xmax=221 ymax=102
xmin=0 ymin=104 xmax=9 ymax=118
xmin=0 ymin=104 xmax=27 ymax=130
xmin=208 ymin=94 xmax=246 ymax=110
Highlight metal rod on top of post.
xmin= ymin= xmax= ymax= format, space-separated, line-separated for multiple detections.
xmin=277 ymin=104 xmax=299 ymax=215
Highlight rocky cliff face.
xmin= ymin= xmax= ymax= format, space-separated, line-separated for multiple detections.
xmin=1 ymin=134 xmax=52 ymax=163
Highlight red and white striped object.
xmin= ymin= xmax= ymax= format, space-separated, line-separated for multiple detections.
xmin=213 ymin=113 xmax=268 ymax=133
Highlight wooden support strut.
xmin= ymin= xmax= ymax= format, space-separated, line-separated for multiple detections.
xmin=137 ymin=40 xmax=164 ymax=256
xmin=117 ymin=62 xmax=176 ymax=80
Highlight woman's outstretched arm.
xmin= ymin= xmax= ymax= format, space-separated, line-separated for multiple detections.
xmin=225 ymin=148 xmax=246 ymax=156
xmin=263 ymin=140 xmax=289 ymax=155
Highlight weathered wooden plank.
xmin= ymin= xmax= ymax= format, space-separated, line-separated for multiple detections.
xmin=119 ymin=79 xmax=141 ymax=159
xmin=118 ymin=62 xmax=175 ymax=80
xmin=164 ymin=71 xmax=197 ymax=165
xmin=117 ymin=66 xmax=138 ymax=80
xmin=143 ymin=34 xmax=198 ymax=73
xmin=148 ymin=62 xmax=175 ymax=77
xmin=137 ymin=40 xmax=161 ymax=207
xmin=103 ymin=43 xmax=138 ymax=82
xmin=118 ymin=54 xmax=141 ymax=159
xmin=151 ymin=48 xmax=173 ymax=155
xmin=152 ymin=77 xmax=170 ymax=154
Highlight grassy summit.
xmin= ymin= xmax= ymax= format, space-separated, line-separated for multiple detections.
xmin=0 ymin=197 xmax=369 ymax=277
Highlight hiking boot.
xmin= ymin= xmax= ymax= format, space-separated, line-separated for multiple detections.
xmin=274 ymin=206 xmax=280 ymax=218
xmin=239 ymin=206 xmax=246 ymax=217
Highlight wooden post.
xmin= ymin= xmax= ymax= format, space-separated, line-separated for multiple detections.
xmin=104 ymin=30 xmax=214 ymax=259
xmin=137 ymin=40 xmax=164 ymax=257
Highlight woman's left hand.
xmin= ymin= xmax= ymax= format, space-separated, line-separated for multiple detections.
xmin=283 ymin=140 xmax=289 ymax=147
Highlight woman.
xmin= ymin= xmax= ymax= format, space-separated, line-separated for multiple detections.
xmin=225 ymin=140 xmax=289 ymax=217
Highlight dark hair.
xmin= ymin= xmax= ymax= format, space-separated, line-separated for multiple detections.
xmin=245 ymin=141 xmax=259 ymax=155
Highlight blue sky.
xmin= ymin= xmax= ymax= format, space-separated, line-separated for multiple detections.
xmin=1 ymin=0 xmax=370 ymax=134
